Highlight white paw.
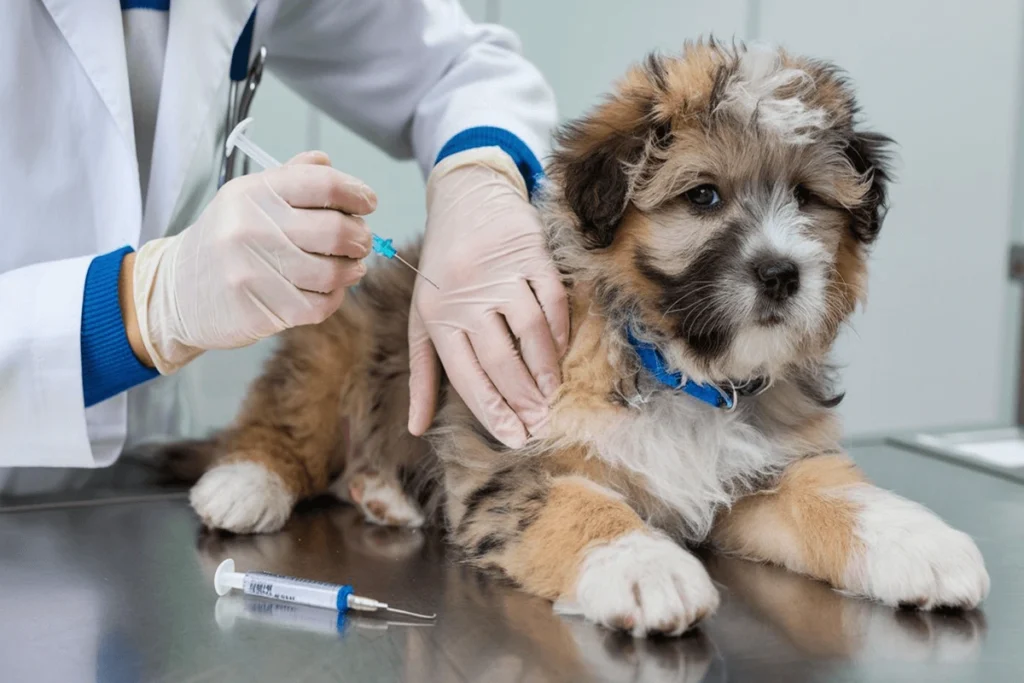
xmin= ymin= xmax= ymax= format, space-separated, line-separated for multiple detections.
xmin=190 ymin=462 xmax=295 ymax=534
xmin=556 ymin=531 xmax=719 ymax=637
xmin=333 ymin=473 xmax=424 ymax=528
xmin=842 ymin=486 xmax=990 ymax=610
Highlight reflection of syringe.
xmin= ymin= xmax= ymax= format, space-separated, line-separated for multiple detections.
xmin=225 ymin=118 xmax=439 ymax=290
xmin=215 ymin=594 xmax=433 ymax=635
xmin=214 ymin=559 xmax=435 ymax=621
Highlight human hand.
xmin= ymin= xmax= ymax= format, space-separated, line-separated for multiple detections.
xmin=127 ymin=152 xmax=375 ymax=373
xmin=408 ymin=149 xmax=569 ymax=448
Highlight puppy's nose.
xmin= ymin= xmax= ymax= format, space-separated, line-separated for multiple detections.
xmin=756 ymin=260 xmax=800 ymax=301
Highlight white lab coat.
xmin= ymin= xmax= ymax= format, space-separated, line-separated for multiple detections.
xmin=0 ymin=0 xmax=556 ymax=475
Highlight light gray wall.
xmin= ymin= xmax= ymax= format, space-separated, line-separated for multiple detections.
xmin=1002 ymin=6 xmax=1024 ymax=425
xmin=190 ymin=0 xmax=1024 ymax=439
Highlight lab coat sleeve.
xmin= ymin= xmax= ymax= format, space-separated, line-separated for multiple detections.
xmin=265 ymin=0 xmax=557 ymax=184
xmin=0 ymin=254 xmax=143 ymax=467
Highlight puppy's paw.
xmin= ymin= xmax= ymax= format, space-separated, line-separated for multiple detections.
xmin=190 ymin=462 xmax=295 ymax=534
xmin=335 ymin=472 xmax=424 ymax=529
xmin=556 ymin=531 xmax=719 ymax=637
xmin=842 ymin=486 xmax=989 ymax=610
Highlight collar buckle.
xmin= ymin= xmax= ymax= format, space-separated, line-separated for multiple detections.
xmin=624 ymin=325 xmax=770 ymax=410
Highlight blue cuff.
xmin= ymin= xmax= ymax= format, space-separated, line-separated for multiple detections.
xmin=81 ymin=246 xmax=159 ymax=407
xmin=434 ymin=127 xmax=544 ymax=197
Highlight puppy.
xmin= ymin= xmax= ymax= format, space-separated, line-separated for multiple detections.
xmin=181 ymin=40 xmax=990 ymax=637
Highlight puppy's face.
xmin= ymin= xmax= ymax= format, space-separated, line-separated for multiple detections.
xmin=547 ymin=42 xmax=893 ymax=381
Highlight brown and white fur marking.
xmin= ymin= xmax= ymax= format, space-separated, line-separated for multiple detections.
xmin=177 ymin=40 xmax=989 ymax=637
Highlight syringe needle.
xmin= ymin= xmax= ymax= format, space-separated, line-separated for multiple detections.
xmin=384 ymin=606 xmax=437 ymax=620
xmin=394 ymin=253 xmax=440 ymax=290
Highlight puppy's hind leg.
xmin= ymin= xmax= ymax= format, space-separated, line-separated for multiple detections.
xmin=326 ymin=295 xmax=432 ymax=530
xmin=191 ymin=316 xmax=365 ymax=534
xmin=332 ymin=468 xmax=426 ymax=529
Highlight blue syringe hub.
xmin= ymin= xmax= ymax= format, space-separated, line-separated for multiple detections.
xmin=372 ymin=234 xmax=397 ymax=259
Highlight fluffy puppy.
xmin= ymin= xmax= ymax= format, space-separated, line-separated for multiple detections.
xmin=181 ymin=40 xmax=989 ymax=637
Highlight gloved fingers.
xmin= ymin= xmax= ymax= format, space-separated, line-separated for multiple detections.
xmin=405 ymin=307 xmax=442 ymax=436
xmin=529 ymin=269 xmax=571 ymax=357
xmin=266 ymin=164 xmax=378 ymax=215
xmin=283 ymin=210 xmax=373 ymax=259
xmin=441 ymin=329 xmax=529 ymax=449
xmin=503 ymin=280 xmax=561 ymax=399
xmin=281 ymin=251 xmax=366 ymax=295
xmin=296 ymin=285 xmax=350 ymax=326
xmin=233 ymin=261 xmax=343 ymax=331
xmin=408 ymin=307 xmax=441 ymax=436
xmin=470 ymin=314 xmax=549 ymax=435
xmin=285 ymin=150 xmax=332 ymax=167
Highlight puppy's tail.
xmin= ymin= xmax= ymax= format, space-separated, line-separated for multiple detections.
xmin=145 ymin=437 xmax=222 ymax=484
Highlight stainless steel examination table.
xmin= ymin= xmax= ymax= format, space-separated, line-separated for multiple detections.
xmin=2 ymin=443 xmax=1022 ymax=683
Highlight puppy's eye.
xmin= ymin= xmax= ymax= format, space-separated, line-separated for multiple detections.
xmin=794 ymin=184 xmax=812 ymax=208
xmin=684 ymin=184 xmax=722 ymax=208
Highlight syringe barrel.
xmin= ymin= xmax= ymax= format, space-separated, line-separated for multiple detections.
xmin=242 ymin=571 xmax=354 ymax=612
xmin=232 ymin=134 xmax=282 ymax=170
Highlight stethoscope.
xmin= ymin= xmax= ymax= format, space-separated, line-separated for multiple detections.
xmin=219 ymin=8 xmax=266 ymax=187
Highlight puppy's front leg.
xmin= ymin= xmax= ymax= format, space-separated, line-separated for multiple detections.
xmin=711 ymin=454 xmax=989 ymax=610
xmin=450 ymin=471 xmax=719 ymax=637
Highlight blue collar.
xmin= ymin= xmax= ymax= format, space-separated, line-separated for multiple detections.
xmin=624 ymin=326 xmax=768 ymax=409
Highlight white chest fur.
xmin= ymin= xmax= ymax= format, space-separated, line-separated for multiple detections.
xmin=592 ymin=391 xmax=787 ymax=540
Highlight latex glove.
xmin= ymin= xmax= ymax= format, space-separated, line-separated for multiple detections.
xmin=132 ymin=152 xmax=375 ymax=374
xmin=408 ymin=148 xmax=569 ymax=448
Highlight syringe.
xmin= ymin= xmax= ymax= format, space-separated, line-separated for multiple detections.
xmin=225 ymin=118 xmax=439 ymax=290
xmin=214 ymin=558 xmax=436 ymax=620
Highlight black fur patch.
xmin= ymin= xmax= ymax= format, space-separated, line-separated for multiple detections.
xmin=591 ymin=277 xmax=638 ymax=323
xmin=517 ymin=511 xmax=540 ymax=532
xmin=634 ymin=224 xmax=748 ymax=361
xmin=644 ymin=52 xmax=668 ymax=92
xmin=376 ymin=369 xmax=405 ymax=383
xmin=462 ymin=473 xmax=511 ymax=520
xmin=844 ymin=131 xmax=894 ymax=243
xmin=369 ymin=346 xmax=387 ymax=368
xmin=474 ymin=534 xmax=507 ymax=557
xmin=793 ymin=364 xmax=846 ymax=408
xmin=524 ymin=490 xmax=546 ymax=504
xmin=556 ymin=126 xmax=644 ymax=249
xmin=707 ymin=61 xmax=739 ymax=118
xmin=649 ymin=117 xmax=674 ymax=153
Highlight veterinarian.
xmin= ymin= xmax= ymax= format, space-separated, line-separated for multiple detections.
xmin=0 ymin=1 xmax=566 ymax=479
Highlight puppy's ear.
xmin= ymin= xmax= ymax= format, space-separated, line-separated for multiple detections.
xmin=551 ymin=117 xmax=650 ymax=249
xmin=550 ymin=54 xmax=672 ymax=249
xmin=845 ymin=131 xmax=895 ymax=244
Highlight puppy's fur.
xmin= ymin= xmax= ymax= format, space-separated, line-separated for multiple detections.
xmin=179 ymin=41 xmax=989 ymax=636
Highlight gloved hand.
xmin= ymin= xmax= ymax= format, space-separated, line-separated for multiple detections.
xmin=129 ymin=152 xmax=375 ymax=374
xmin=408 ymin=148 xmax=569 ymax=448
